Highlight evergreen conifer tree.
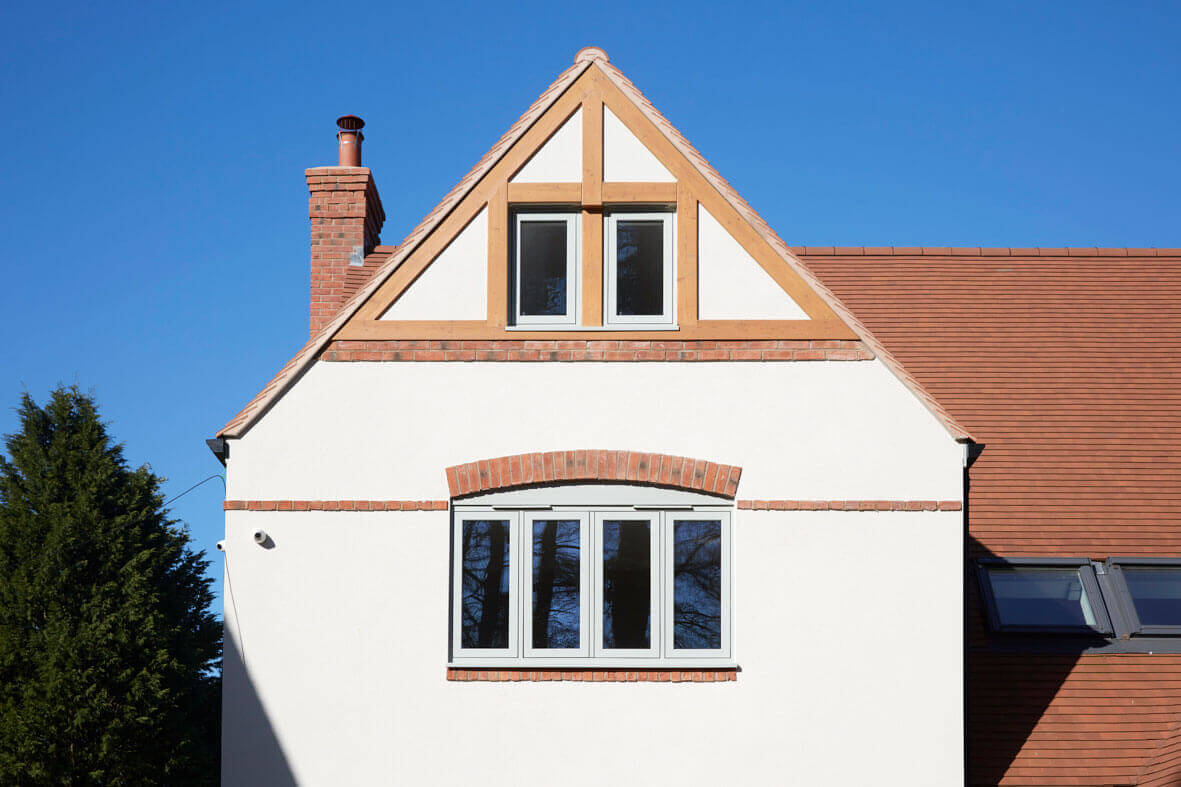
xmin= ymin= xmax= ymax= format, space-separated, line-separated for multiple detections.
xmin=0 ymin=386 xmax=220 ymax=784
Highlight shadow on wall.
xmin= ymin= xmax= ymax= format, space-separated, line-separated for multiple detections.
xmin=221 ymin=610 xmax=298 ymax=786
xmin=965 ymin=533 xmax=1105 ymax=786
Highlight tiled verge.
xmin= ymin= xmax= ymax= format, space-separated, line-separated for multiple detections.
xmin=320 ymin=339 xmax=874 ymax=362
xmin=447 ymin=668 xmax=737 ymax=682
xmin=737 ymin=500 xmax=962 ymax=511
xmin=223 ymin=500 xmax=447 ymax=511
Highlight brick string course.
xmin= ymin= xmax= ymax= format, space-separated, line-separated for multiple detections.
xmin=738 ymin=500 xmax=962 ymax=511
xmin=223 ymin=500 xmax=446 ymax=512
xmin=321 ymin=339 xmax=874 ymax=362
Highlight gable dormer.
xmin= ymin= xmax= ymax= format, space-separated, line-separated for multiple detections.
xmin=335 ymin=47 xmax=855 ymax=343
xmin=217 ymin=47 xmax=973 ymax=444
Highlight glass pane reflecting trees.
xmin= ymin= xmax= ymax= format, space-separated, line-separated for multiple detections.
xmin=673 ymin=520 xmax=722 ymax=649
xmin=532 ymin=520 xmax=581 ymax=648
xmin=602 ymin=520 xmax=651 ymax=649
xmin=461 ymin=520 xmax=511 ymax=648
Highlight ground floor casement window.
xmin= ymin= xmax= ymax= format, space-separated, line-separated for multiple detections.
xmin=451 ymin=493 xmax=731 ymax=667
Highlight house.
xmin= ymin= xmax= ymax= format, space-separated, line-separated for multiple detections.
xmin=211 ymin=47 xmax=1181 ymax=786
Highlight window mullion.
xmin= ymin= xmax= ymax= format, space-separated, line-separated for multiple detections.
xmin=516 ymin=512 xmax=525 ymax=658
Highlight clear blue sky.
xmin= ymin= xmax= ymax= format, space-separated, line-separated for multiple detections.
xmin=1 ymin=1 xmax=1178 ymax=611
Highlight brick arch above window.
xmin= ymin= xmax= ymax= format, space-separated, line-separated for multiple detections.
xmin=445 ymin=450 xmax=742 ymax=499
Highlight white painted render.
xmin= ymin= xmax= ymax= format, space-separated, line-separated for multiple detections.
xmin=603 ymin=106 xmax=675 ymax=182
xmin=380 ymin=208 xmax=488 ymax=320
xmin=225 ymin=358 xmax=963 ymax=501
xmin=221 ymin=508 xmax=963 ymax=786
xmin=697 ymin=205 xmax=809 ymax=320
xmin=510 ymin=108 xmax=582 ymax=183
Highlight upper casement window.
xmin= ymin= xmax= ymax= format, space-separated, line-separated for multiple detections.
xmin=512 ymin=211 xmax=580 ymax=326
xmin=604 ymin=211 xmax=675 ymax=327
xmin=510 ymin=209 xmax=674 ymax=329
xmin=451 ymin=487 xmax=731 ymax=667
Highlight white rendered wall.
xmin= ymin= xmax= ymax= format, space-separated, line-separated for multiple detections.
xmin=380 ymin=208 xmax=487 ymax=320
xmin=221 ymin=508 xmax=963 ymax=786
xmin=698 ymin=205 xmax=809 ymax=320
xmin=510 ymin=108 xmax=582 ymax=183
xmin=603 ymin=106 xmax=675 ymax=182
xmin=225 ymin=359 xmax=963 ymax=501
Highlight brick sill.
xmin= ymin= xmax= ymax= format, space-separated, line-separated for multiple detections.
xmin=447 ymin=668 xmax=738 ymax=682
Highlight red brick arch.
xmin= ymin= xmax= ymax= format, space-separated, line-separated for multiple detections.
xmin=445 ymin=450 xmax=741 ymax=499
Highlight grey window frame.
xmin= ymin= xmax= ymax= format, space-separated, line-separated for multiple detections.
xmin=511 ymin=210 xmax=581 ymax=327
xmin=976 ymin=557 xmax=1113 ymax=635
xmin=524 ymin=512 xmax=592 ymax=658
xmin=664 ymin=513 xmax=732 ymax=659
xmin=602 ymin=210 xmax=676 ymax=328
xmin=449 ymin=489 xmax=733 ymax=668
xmin=1106 ymin=557 xmax=1181 ymax=637
xmin=452 ymin=510 xmax=520 ymax=659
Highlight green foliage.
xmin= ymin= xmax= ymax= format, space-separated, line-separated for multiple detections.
xmin=0 ymin=387 xmax=220 ymax=785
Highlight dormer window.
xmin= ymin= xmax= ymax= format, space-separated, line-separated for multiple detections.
xmin=512 ymin=211 xmax=580 ymax=326
xmin=604 ymin=211 xmax=675 ymax=327
xmin=510 ymin=208 xmax=675 ymax=329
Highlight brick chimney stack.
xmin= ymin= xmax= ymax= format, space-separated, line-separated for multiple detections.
xmin=306 ymin=115 xmax=385 ymax=336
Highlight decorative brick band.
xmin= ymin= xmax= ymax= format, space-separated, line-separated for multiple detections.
xmin=737 ymin=499 xmax=962 ymax=511
xmin=447 ymin=451 xmax=741 ymax=499
xmin=447 ymin=668 xmax=737 ymax=682
xmin=321 ymin=339 xmax=873 ymax=362
xmin=223 ymin=500 xmax=447 ymax=512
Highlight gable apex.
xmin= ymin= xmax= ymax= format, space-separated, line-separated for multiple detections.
xmin=215 ymin=49 xmax=973 ymax=445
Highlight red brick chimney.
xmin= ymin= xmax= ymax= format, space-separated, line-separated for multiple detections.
xmin=306 ymin=115 xmax=385 ymax=336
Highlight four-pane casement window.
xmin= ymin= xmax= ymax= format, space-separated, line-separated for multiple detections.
xmin=452 ymin=506 xmax=731 ymax=666
xmin=510 ymin=209 xmax=675 ymax=329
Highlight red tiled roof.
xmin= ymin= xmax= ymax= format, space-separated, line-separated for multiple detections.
xmin=969 ymin=654 xmax=1181 ymax=786
xmin=806 ymin=248 xmax=1181 ymax=557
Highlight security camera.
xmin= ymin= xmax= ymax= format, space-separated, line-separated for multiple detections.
xmin=216 ymin=540 xmax=226 ymax=552
xmin=253 ymin=529 xmax=268 ymax=545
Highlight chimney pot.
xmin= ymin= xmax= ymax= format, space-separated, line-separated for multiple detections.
xmin=336 ymin=115 xmax=365 ymax=167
